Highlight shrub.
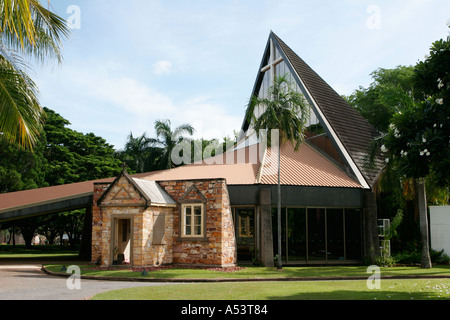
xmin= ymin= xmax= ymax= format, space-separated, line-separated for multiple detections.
xmin=431 ymin=249 xmax=450 ymax=265
xmin=394 ymin=250 xmax=421 ymax=264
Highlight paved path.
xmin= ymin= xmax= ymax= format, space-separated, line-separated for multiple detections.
xmin=0 ymin=259 xmax=170 ymax=300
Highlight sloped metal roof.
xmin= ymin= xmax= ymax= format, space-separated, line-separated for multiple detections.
xmin=142 ymin=141 xmax=361 ymax=188
xmin=259 ymin=141 xmax=362 ymax=188
xmin=132 ymin=178 xmax=176 ymax=206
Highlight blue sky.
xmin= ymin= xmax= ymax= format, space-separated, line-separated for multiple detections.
xmin=32 ymin=0 xmax=450 ymax=149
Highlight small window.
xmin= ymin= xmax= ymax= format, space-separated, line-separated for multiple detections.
xmin=238 ymin=210 xmax=254 ymax=238
xmin=182 ymin=204 xmax=204 ymax=237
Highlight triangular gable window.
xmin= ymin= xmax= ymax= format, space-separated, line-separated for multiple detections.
xmin=249 ymin=38 xmax=322 ymax=137
xmin=241 ymin=32 xmax=381 ymax=189
xmin=246 ymin=35 xmax=342 ymax=166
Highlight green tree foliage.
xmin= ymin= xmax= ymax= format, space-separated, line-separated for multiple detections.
xmin=154 ymin=119 xmax=194 ymax=169
xmin=115 ymin=132 xmax=162 ymax=173
xmin=0 ymin=132 xmax=47 ymax=192
xmin=246 ymin=75 xmax=309 ymax=150
xmin=372 ymin=27 xmax=450 ymax=268
xmin=1 ymin=107 xmax=123 ymax=247
xmin=346 ymin=66 xmax=415 ymax=132
xmin=380 ymin=28 xmax=450 ymax=188
xmin=43 ymin=107 xmax=123 ymax=185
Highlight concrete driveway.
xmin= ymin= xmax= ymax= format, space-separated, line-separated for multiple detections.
xmin=0 ymin=258 xmax=170 ymax=300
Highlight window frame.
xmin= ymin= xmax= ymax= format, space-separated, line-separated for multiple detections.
xmin=180 ymin=203 xmax=207 ymax=240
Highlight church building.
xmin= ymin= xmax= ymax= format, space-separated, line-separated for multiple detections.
xmin=0 ymin=32 xmax=384 ymax=268
xmin=90 ymin=32 xmax=383 ymax=268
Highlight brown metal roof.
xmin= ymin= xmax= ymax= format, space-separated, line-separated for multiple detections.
xmin=142 ymin=142 xmax=261 ymax=185
xmin=0 ymin=172 xmax=151 ymax=214
xmin=259 ymin=141 xmax=361 ymax=188
xmin=0 ymin=180 xmax=104 ymax=213
xmin=143 ymin=141 xmax=361 ymax=188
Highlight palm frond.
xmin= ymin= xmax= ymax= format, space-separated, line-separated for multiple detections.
xmin=0 ymin=50 xmax=43 ymax=149
xmin=247 ymin=75 xmax=309 ymax=150
xmin=0 ymin=0 xmax=70 ymax=63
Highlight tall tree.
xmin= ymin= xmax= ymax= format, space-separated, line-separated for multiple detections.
xmin=375 ymin=26 xmax=450 ymax=268
xmin=43 ymin=107 xmax=123 ymax=185
xmin=245 ymin=75 xmax=309 ymax=269
xmin=154 ymin=119 xmax=194 ymax=169
xmin=346 ymin=65 xmax=415 ymax=132
xmin=0 ymin=130 xmax=47 ymax=193
xmin=0 ymin=0 xmax=69 ymax=149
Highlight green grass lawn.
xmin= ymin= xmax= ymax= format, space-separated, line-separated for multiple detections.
xmin=5 ymin=245 xmax=450 ymax=300
xmin=0 ymin=244 xmax=79 ymax=259
xmin=44 ymin=264 xmax=450 ymax=280
xmin=43 ymin=263 xmax=450 ymax=300
xmin=91 ymin=279 xmax=450 ymax=300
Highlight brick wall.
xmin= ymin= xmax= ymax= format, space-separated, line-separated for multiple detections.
xmin=158 ymin=179 xmax=237 ymax=267
xmin=91 ymin=182 xmax=110 ymax=264
xmin=92 ymin=176 xmax=237 ymax=268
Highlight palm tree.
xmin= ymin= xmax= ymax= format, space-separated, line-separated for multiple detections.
xmin=0 ymin=0 xmax=69 ymax=149
xmin=122 ymin=132 xmax=157 ymax=173
xmin=245 ymin=75 xmax=309 ymax=269
xmin=154 ymin=119 xmax=194 ymax=169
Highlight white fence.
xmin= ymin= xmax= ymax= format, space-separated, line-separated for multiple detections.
xmin=430 ymin=206 xmax=450 ymax=255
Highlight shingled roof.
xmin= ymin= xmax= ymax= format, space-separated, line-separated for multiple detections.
xmin=242 ymin=32 xmax=384 ymax=188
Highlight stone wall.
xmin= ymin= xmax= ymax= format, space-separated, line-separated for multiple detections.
xmin=91 ymin=182 xmax=109 ymax=264
xmin=134 ymin=206 xmax=174 ymax=266
xmin=92 ymin=176 xmax=175 ymax=267
xmin=158 ymin=179 xmax=237 ymax=267
xmin=92 ymin=176 xmax=237 ymax=268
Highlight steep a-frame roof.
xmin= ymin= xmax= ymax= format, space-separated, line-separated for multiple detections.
xmin=242 ymin=32 xmax=383 ymax=188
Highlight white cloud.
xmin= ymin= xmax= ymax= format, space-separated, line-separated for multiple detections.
xmin=36 ymin=58 xmax=241 ymax=147
xmin=153 ymin=60 xmax=172 ymax=75
xmin=173 ymin=96 xmax=242 ymax=141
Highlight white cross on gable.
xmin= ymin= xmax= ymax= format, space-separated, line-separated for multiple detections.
xmin=261 ymin=39 xmax=284 ymax=83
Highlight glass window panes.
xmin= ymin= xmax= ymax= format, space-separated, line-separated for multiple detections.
xmin=345 ymin=209 xmax=362 ymax=260
xmin=307 ymin=208 xmax=326 ymax=260
xmin=183 ymin=204 xmax=203 ymax=237
xmin=287 ymin=208 xmax=307 ymax=262
xmin=268 ymin=207 xmax=362 ymax=263
xmin=238 ymin=209 xmax=254 ymax=238
xmin=326 ymin=209 xmax=345 ymax=260
xmin=271 ymin=207 xmax=287 ymax=262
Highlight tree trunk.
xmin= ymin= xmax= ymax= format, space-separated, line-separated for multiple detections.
xmin=20 ymin=226 xmax=35 ymax=249
xmin=416 ymin=178 xmax=432 ymax=269
xmin=277 ymin=139 xmax=282 ymax=270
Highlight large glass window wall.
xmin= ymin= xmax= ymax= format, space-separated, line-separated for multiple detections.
xmin=272 ymin=207 xmax=362 ymax=263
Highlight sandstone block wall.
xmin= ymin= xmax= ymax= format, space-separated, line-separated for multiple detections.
xmin=158 ymin=179 xmax=237 ymax=267
xmin=92 ymin=176 xmax=236 ymax=268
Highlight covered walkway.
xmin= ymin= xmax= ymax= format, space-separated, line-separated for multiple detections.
xmin=0 ymin=179 xmax=104 ymax=224
xmin=0 ymin=173 xmax=152 ymax=223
